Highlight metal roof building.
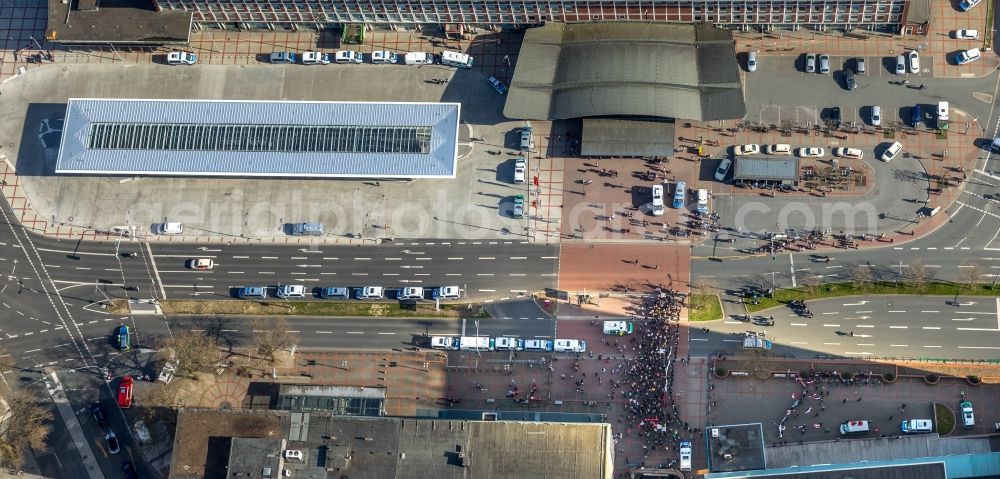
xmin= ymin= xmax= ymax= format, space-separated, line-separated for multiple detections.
xmin=733 ymin=158 xmax=800 ymax=183
xmin=56 ymin=99 xmax=461 ymax=179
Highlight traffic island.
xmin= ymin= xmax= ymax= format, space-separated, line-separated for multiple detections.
xmin=743 ymin=281 xmax=1000 ymax=313
xmin=108 ymin=299 xmax=489 ymax=318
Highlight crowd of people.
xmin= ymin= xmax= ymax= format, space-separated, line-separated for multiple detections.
xmin=609 ymin=288 xmax=696 ymax=472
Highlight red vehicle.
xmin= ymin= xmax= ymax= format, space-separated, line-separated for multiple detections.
xmin=117 ymin=376 xmax=133 ymax=408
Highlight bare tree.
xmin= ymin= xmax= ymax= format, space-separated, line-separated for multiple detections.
xmin=847 ymin=265 xmax=874 ymax=291
xmin=247 ymin=317 xmax=298 ymax=370
xmin=0 ymin=390 xmax=52 ymax=467
xmin=962 ymin=263 xmax=983 ymax=291
xmin=903 ymin=262 xmax=931 ymax=292
xmin=159 ymin=330 xmax=220 ymax=379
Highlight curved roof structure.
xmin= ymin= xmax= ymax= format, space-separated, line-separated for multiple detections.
xmin=504 ymin=23 xmax=746 ymax=122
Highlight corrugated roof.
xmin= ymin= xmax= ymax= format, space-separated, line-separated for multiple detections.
xmin=733 ymin=158 xmax=800 ymax=181
xmin=56 ymin=99 xmax=460 ymax=178
xmin=504 ymin=23 xmax=746 ymax=122
xmin=581 ymin=119 xmax=675 ymax=157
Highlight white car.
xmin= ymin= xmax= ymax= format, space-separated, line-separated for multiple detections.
xmin=399 ymin=287 xmax=424 ymax=300
xmin=371 ymin=50 xmax=397 ymax=64
xmin=956 ymin=48 xmax=982 ymax=65
xmin=301 ymin=51 xmax=330 ymax=65
xmin=494 ymin=337 xmax=520 ymax=351
xmin=276 ymin=284 xmax=306 ymax=299
xmin=907 ymin=51 xmax=919 ymax=73
xmin=895 ymin=55 xmax=906 ymax=75
xmin=513 ymin=158 xmax=526 ymax=183
xmin=358 ymin=286 xmax=384 ymax=300
xmin=953 ymin=29 xmax=979 ymax=39
xmin=334 ymin=50 xmax=363 ymax=64
xmin=187 ymin=258 xmax=214 ymax=270
xmin=797 ymin=147 xmax=825 ymax=158
xmin=157 ymin=222 xmax=184 ymax=235
xmin=733 ymin=144 xmax=760 ymax=156
xmin=433 ymin=286 xmax=461 ymax=300
xmin=764 ymin=144 xmax=792 ymax=155
xmin=714 ymin=158 xmax=732 ymax=181
xmin=833 ymin=147 xmax=864 ymax=160
xmin=166 ymin=51 xmax=197 ymax=65
xmin=881 ymin=142 xmax=903 ymax=162
xmin=105 ymin=432 xmax=121 ymax=454
xmin=746 ymin=51 xmax=757 ymax=72
xmin=679 ymin=441 xmax=692 ymax=471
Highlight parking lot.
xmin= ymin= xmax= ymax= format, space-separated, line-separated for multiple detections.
xmin=0 ymin=61 xmax=558 ymax=241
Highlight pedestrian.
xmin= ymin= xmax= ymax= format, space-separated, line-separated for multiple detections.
xmin=857 ymin=397 xmax=862 ymax=402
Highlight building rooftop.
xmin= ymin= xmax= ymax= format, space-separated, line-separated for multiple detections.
xmin=170 ymin=409 xmax=613 ymax=479
xmin=706 ymin=423 xmax=767 ymax=473
xmin=581 ymin=119 xmax=675 ymax=157
xmin=56 ymin=99 xmax=461 ymax=178
xmin=227 ymin=438 xmax=285 ymax=478
xmin=46 ymin=0 xmax=192 ymax=44
xmin=733 ymin=158 xmax=800 ymax=182
xmin=504 ymin=22 xmax=745 ymax=122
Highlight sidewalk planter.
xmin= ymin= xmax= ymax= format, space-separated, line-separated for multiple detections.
xmin=924 ymin=373 xmax=940 ymax=385
xmin=882 ymin=372 xmax=897 ymax=383
xmin=714 ymin=367 xmax=730 ymax=379
xmin=966 ymin=375 xmax=982 ymax=386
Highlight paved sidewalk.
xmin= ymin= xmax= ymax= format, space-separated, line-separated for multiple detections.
xmin=45 ymin=372 xmax=105 ymax=479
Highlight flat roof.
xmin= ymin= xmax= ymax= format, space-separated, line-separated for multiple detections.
xmin=170 ymin=409 xmax=613 ymax=479
xmin=504 ymin=23 xmax=746 ymax=122
xmin=46 ymin=0 xmax=192 ymax=44
xmin=706 ymin=423 xmax=767 ymax=473
xmin=733 ymin=158 xmax=800 ymax=182
xmin=56 ymin=99 xmax=461 ymax=178
xmin=581 ymin=119 xmax=675 ymax=157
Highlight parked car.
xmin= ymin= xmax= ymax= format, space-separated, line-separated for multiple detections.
xmin=91 ymin=403 xmax=108 ymax=428
xmin=157 ymin=222 xmax=184 ymax=235
xmin=960 ymin=401 xmax=975 ymax=429
xmin=797 ymin=147 xmax=825 ymax=158
xmin=166 ymin=51 xmax=197 ymax=65
xmin=854 ymin=57 xmax=866 ymax=74
xmin=764 ymin=144 xmax=791 ymax=155
xmin=871 ymin=105 xmax=882 ymax=127
xmin=953 ymin=29 xmax=979 ymax=39
xmin=116 ymin=325 xmax=130 ymax=351
xmin=881 ymin=141 xmax=903 ymax=162
xmin=268 ymin=51 xmax=296 ymax=64
xmin=487 ymin=76 xmax=507 ymax=95
xmin=844 ymin=70 xmax=857 ymax=90
xmin=238 ymin=286 xmax=267 ymax=299
xmin=805 ymin=53 xmax=816 ymax=73
xmin=513 ymin=158 xmax=526 ymax=183
xmin=121 ymin=460 xmax=138 ymax=479
xmin=895 ymin=55 xmax=906 ymax=75
xmin=910 ymin=105 xmax=923 ymax=127
xmin=432 ymin=286 xmax=461 ymax=300
xmin=334 ymin=50 xmax=364 ymax=64
xmin=959 ymin=0 xmax=982 ymax=11
xmin=907 ymin=50 xmax=919 ymax=73
xmin=679 ymin=441 xmax=692 ymax=471
xmin=105 ymin=432 xmax=121 ymax=454
xmin=358 ymin=286 xmax=384 ymax=300
xmin=833 ymin=147 xmax=864 ymax=160
xmin=746 ymin=51 xmax=757 ymax=72
xmin=371 ymin=50 xmax=397 ymax=64
xmin=733 ymin=144 xmax=760 ymax=156
xmin=399 ymin=287 xmax=424 ymax=300
xmin=714 ymin=158 xmax=732 ymax=181
xmin=829 ymin=107 xmax=842 ymax=128
xmin=187 ymin=258 xmax=214 ymax=270
xmin=275 ymin=284 xmax=306 ymax=299
xmin=956 ymin=48 xmax=982 ymax=65
xmin=117 ymin=376 xmax=133 ymax=408
xmin=818 ymin=54 xmax=830 ymax=74
xmin=512 ymin=195 xmax=525 ymax=218
xmin=301 ymin=51 xmax=331 ymax=65
xmin=900 ymin=419 xmax=933 ymax=434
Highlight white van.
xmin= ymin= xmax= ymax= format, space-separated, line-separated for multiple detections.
xmin=672 ymin=182 xmax=687 ymax=209
xmin=371 ymin=50 xmax=397 ymax=64
xmin=276 ymin=284 xmax=306 ymax=299
xmin=937 ymin=102 xmax=949 ymax=122
xmin=901 ymin=419 xmax=933 ymax=434
xmin=553 ymin=339 xmax=586 ymax=352
xmin=839 ymin=420 xmax=870 ymax=436
xmin=157 ymin=222 xmax=184 ymax=235
xmin=440 ymin=50 xmax=473 ymax=68
xmin=399 ymin=287 xmax=424 ymax=300
xmin=679 ymin=441 xmax=692 ymax=471
xmin=834 ymin=147 xmax=864 ymax=160
xmin=650 ymin=184 xmax=665 ymax=216
xmin=358 ymin=286 xmax=384 ymax=300
xmin=696 ymin=189 xmax=709 ymax=214
xmin=403 ymin=52 xmax=434 ymax=65
xmin=603 ymin=321 xmax=633 ymax=335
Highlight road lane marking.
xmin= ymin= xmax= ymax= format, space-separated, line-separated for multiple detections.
xmin=856 ymin=343 xmax=875 ymax=346
xmin=822 ymin=312 xmax=838 ymax=315
xmin=510 ymin=256 xmax=527 ymax=260
xmin=856 ymin=325 xmax=874 ymax=328
xmin=920 ymin=311 xmax=940 ymax=313
xmin=37 ymin=248 xmax=115 ymax=257
xmin=922 ymin=345 xmax=942 ymax=348
xmin=789 ymin=341 xmax=808 ymax=345
xmin=541 ymin=256 xmax=558 ymax=259
xmin=957 ymin=346 xmax=1000 ymax=349
xmin=290 ymin=257 xmax=307 ymax=260
xmin=378 ymin=332 xmax=395 ymax=335
xmin=889 ymin=326 xmax=908 ymax=329
xmin=479 ymin=289 xmax=496 ymax=292
xmin=354 ymin=257 xmax=371 ymax=261
xmin=888 ymin=310 xmax=907 ymax=313
xmin=446 ymin=273 xmax=462 ymax=276
xmin=889 ymin=344 xmax=908 ymax=347
xmin=233 ymin=255 xmax=249 ymax=259
xmin=477 ymin=273 xmax=495 ymax=276
xmin=922 ymin=326 xmax=941 ymax=330
xmin=261 ymin=256 xmax=278 ymax=259
xmin=479 ymin=257 xmax=496 ymax=260
xmin=385 ymin=258 xmax=402 ymax=261
xmin=316 ymin=331 xmax=332 ymax=334
xmin=347 ymin=331 xmax=364 ymax=334
xmin=789 ymin=323 xmax=808 ymax=326
xmin=322 ymin=257 xmax=339 ymax=260
xmin=951 ymin=318 xmax=976 ymax=321
xmin=448 ymin=257 xmax=464 ymax=260
xmin=352 ymin=273 xmax=369 ymax=276
xmin=822 ymin=324 xmax=840 ymax=327
xmin=822 ymin=342 xmax=840 ymax=345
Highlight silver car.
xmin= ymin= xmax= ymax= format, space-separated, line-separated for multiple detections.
xmin=818 ymin=54 xmax=830 ymax=74
xmin=805 ymin=53 xmax=816 ymax=73
xmin=895 ymin=55 xmax=906 ymax=75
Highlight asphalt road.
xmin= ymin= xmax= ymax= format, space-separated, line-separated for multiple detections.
xmin=690 ymin=295 xmax=1000 ymax=360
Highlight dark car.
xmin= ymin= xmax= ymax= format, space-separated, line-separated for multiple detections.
xmin=844 ymin=70 xmax=857 ymax=90
xmin=830 ymin=107 xmax=842 ymax=128
xmin=910 ymin=105 xmax=922 ymax=127
xmin=121 ymin=460 xmax=138 ymax=479
xmin=90 ymin=403 xmax=108 ymax=428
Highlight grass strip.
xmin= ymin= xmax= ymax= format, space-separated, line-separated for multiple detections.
xmin=745 ymin=282 xmax=1000 ymax=313
xmin=688 ymin=294 xmax=724 ymax=322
